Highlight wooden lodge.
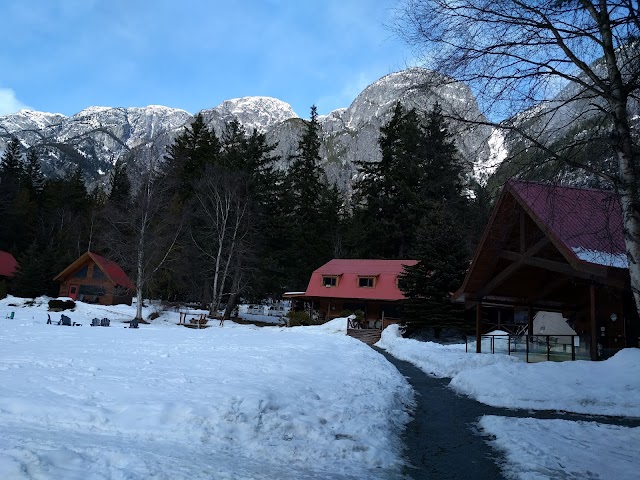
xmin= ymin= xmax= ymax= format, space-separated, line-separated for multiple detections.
xmin=285 ymin=259 xmax=417 ymax=344
xmin=452 ymin=180 xmax=638 ymax=361
xmin=53 ymin=251 xmax=135 ymax=306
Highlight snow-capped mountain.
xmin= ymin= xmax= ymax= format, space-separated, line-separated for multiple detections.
xmin=0 ymin=68 xmax=497 ymax=192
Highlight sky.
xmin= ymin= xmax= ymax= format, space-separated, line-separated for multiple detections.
xmin=0 ymin=0 xmax=415 ymax=119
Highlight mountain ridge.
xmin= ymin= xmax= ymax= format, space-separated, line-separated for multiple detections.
xmin=0 ymin=69 xmax=497 ymax=192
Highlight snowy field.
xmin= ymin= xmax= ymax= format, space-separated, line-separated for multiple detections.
xmin=378 ymin=325 xmax=640 ymax=480
xmin=4 ymin=296 xmax=640 ymax=480
xmin=0 ymin=297 xmax=412 ymax=480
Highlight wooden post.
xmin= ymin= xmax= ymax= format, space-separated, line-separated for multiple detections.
xmin=527 ymin=304 xmax=534 ymax=349
xmin=476 ymin=303 xmax=482 ymax=353
xmin=590 ymin=284 xmax=598 ymax=361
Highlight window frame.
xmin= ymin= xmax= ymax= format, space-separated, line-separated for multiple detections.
xmin=358 ymin=276 xmax=375 ymax=288
xmin=322 ymin=275 xmax=338 ymax=287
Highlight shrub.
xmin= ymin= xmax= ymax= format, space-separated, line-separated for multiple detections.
xmin=148 ymin=311 xmax=160 ymax=321
xmin=48 ymin=299 xmax=76 ymax=311
xmin=286 ymin=310 xmax=310 ymax=327
xmin=354 ymin=310 xmax=365 ymax=321
xmin=339 ymin=310 xmax=352 ymax=318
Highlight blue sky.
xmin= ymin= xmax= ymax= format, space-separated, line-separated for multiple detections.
xmin=0 ymin=0 xmax=414 ymax=118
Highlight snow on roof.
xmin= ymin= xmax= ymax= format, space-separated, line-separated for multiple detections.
xmin=510 ymin=181 xmax=626 ymax=268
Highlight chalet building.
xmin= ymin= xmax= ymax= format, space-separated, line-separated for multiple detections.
xmin=0 ymin=250 xmax=19 ymax=280
xmin=452 ymin=180 xmax=637 ymax=360
xmin=53 ymin=251 xmax=135 ymax=306
xmin=286 ymin=259 xmax=417 ymax=330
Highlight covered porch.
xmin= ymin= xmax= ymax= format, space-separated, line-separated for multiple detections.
xmin=453 ymin=181 xmax=637 ymax=361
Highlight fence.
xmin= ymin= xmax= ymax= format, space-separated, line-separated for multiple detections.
xmin=466 ymin=334 xmax=593 ymax=362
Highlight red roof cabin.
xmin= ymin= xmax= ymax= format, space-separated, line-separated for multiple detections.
xmin=286 ymin=259 xmax=417 ymax=331
xmin=53 ymin=251 xmax=135 ymax=306
xmin=452 ymin=180 xmax=636 ymax=360
xmin=0 ymin=250 xmax=19 ymax=279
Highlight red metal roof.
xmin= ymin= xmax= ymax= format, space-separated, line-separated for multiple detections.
xmin=304 ymin=259 xmax=418 ymax=301
xmin=88 ymin=252 xmax=136 ymax=290
xmin=53 ymin=251 xmax=135 ymax=290
xmin=0 ymin=250 xmax=19 ymax=278
xmin=510 ymin=181 xmax=626 ymax=268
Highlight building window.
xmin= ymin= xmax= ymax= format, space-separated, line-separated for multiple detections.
xmin=322 ymin=276 xmax=338 ymax=287
xmin=358 ymin=276 xmax=375 ymax=288
xmin=74 ymin=266 xmax=88 ymax=278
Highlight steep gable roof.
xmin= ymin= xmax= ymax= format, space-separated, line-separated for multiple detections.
xmin=510 ymin=181 xmax=626 ymax=268
xmin=304 ymin=259 xmax=418 ymax=301
xmin=53 ymin=251 xmax=135 ymax=290
xmin=453 ymin=180 xmax=627 ymax=304
xmin=0 ymin=250 xmax=19 ymax=278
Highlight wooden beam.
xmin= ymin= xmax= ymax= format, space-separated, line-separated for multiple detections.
xmin=590 ymin=284 xmax=598 ymax=361
xmin=526 ymin=277 xmax=571 ymax=304
xmin=477 ymin=237 xmax=550 ymax=297
xmin=476 ymin=303 xmax=482 ymax=353
xmin=520 ymin=209 xmax=526 ymax=254
xmin=499 ymin=250 xmax=626 ymax=289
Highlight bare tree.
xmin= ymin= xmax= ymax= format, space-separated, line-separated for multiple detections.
xmin=191 ymin=165 xmax=253 ymax=317
xmin=397 ymin=0 xmax=640 ymax=315
xmin=99 ymin=145 xmax=183 ymax=321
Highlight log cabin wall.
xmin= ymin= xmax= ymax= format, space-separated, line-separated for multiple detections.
xmin=57 ymin=259 xmax=131 ymax=306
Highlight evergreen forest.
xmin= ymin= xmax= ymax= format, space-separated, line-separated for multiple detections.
xmin=0 ymin=103 xmax=490 ymax=332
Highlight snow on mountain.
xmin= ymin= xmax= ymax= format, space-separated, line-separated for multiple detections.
xmin=0 ymin=69 xmax=497 ymax=191
xmin=202 ymin=96 xmax=298 ymax=134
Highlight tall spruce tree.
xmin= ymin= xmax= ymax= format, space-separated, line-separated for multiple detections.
xmin=163 ymin=113 xmax=221 ymax=199
xmin=23 ymin=148 xmax=46 ymax=200
xmin=285 ymin=106 xmax=341 ymax=290
xmin=352 ymin=102 xmax=428 ymax=258
xmin=399 ymin=204 xmax=470 ymax=337
xmin=108 ymin=156 xmax=132 ymax=208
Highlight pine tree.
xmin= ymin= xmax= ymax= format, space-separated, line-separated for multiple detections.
xmin=353 ymin=102 xmax=427 ymax=258
xmin=285 ymin=106 xmax=341 ymax=290
xmin=23 ymin=148 xmax=45 ymax=199
xmin=0 ymin=137 xmax=24 ymax=181
xmin=108 ymin=156 xmax=131 ymax=207
xmin=399 ymin=204 xmax=470 ymax=337
xmin=163 ymin=113 xmax=220 ymax=199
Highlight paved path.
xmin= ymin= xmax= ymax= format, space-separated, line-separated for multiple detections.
xmin=375 ymin=347 xmax=640 ymax=480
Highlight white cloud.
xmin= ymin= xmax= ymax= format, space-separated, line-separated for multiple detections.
xmin=0 ymin=87 xmax=29 ymax=115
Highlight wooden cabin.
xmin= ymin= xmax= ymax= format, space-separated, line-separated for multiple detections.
xmin=53 ymin=251 xmax=135 ymax=306
xmin=0 ymin=250 xmax=19 ymax=279
xmin=286 ymin=259 xmax=418 ymax=327
xmin=452 ymin=180 xmax=637 ymax=360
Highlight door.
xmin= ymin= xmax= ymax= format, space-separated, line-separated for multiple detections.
xmin=68 ymin=284 xmax=79 ymax=300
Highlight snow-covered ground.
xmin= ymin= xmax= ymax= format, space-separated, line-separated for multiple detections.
xmin=378 ymin=325 xmax=640 ymax=480
xmin=0 ymin=296 xmax=412 ymax=480
xmin=4 ymin=296 xmax=640 ymax=480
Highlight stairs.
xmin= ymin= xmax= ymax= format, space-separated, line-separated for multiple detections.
xmin=347 ymin=328 xmax=382 ymax=346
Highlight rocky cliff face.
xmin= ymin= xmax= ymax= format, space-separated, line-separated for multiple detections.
xmin=0 ymin=68 xmax=497 ymax=193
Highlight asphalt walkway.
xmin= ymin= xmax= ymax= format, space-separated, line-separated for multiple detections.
xmin=375 ymin=347 xmax=640 ymax=480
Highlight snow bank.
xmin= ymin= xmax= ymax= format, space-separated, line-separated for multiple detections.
xmin=378 ymin=324 xmax=640 ymax=417
xmin=450 ymin=348 xmax=640 ymax=416
xmin=480 ymin=416 xmax=640 ymax=480
xmin=0 ymin=297 xmax=412 ymax=479
xmin=376 ymin=324 xmax=518 ymax=378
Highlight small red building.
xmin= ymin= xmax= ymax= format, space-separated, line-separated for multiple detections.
xmin=53 ymin=251 xmax=135 ymax=305
xmin=287 ymin=259 xmax=417 ymax=326
xmin=0 ymin=250 xmax=19 ymax=279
